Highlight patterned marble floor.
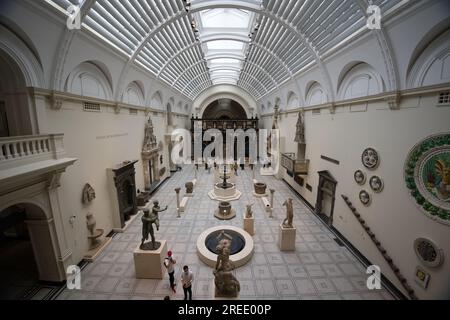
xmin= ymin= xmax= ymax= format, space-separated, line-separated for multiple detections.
xmin=56 ymin=165 xmax=395 ymax=300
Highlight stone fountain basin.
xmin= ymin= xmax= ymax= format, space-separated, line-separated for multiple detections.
xmin=219 ymin=202 xmax=232 ymax=214
xmin=254 ymin=182 xmax=267 ymax=194
xmin=197 ymin=226 xmax=254 ymax=268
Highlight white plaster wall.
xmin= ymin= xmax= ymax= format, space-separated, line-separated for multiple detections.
xmin=263 ymin=95 xmax=450 ymax=300
xmin=36 ymin=99 xmax=185 ymax=264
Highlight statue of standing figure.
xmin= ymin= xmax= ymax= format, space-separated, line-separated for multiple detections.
xmin=282 ymin=198 xmax=294 ymax=228
xmin=140 ymin=200 xmax=168 ymax=251
xmin=245 ymin=204 xmax=254 ymax=219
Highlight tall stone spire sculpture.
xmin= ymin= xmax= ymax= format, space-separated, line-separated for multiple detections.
xmin=294 ymin=111 xmax=305 ymax=144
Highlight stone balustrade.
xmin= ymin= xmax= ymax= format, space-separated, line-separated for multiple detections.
xmin=0 ymin=134 xmax=65 ymax=169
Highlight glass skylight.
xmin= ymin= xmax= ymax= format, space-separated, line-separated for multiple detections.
xmin=207 ymin=40 xmax=245 ymax=51
xmin=194 ymin=6 xmax=258 ymax=85
xmin=43 ymin=0 xmax=409 ymax=100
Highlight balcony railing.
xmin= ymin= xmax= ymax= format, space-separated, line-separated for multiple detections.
xmin=0 ymin=134 xmax=66 ymax=170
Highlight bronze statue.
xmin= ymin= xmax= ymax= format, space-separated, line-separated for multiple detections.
xmin=213 ymin=232 xmax=240 ymax=297
xmin=282 ymin=198 xmax=294 ymax=228
xmin=140 ymin=200 xmax=168 ymax=251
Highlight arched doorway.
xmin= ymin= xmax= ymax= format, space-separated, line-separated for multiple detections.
xmin=0 ymin=203 xmax=47 ymax=300
xmin=202 ymin=99 xmax=248 ymax=120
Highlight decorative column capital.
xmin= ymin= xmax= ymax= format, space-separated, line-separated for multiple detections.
xmin=49 ymin=92 xmax=63 ymax=111
xmin=175 ymin=188 xmax=181 ymax=194
xmin=329 ymin=103 xmax=336 ymax=115
xmin=114 ymin=103 xmax=122 ymax=114
xmin=385 ymin=91 xmax=402 ymax=110
xmin=47 ymin=170 xmax=64 ymax=190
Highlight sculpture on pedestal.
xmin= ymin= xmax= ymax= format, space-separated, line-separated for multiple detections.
xmin=142 ymin=117 xmax=160 ymax=191
xmin=82 ymin=183 xmax=96 ymax=204
xmin=140 ymin=201 xmax=168 ymax=251
xmin=213 ymin=232 xmax=240 ymax=298
xmin=294 ymin=111 xmax=305 ymax=144
xmin=282 ymin=198 xmax=294 ymax=228
xmin=245 ymin=204 xmax=254 ymax=219
xmin=86 ymin=212 xmax=104 ymax=250
xmin=185 ymin=182 xmax=194 ymax=194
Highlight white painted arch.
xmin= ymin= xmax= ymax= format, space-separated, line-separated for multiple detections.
xmin=193 ymin=84 xmax=257 ymax=119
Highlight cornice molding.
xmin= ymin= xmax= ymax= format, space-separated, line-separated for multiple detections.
xmin=30 ymin=88 xmax=190 ymax=118
xmin=260 ymin=83 xmax=450 ymax=117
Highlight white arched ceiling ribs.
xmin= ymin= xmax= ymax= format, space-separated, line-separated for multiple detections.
xmin=259 ymin=0 xmax=338 ymax=105
xmin=163 ymin=37 xmax=292 ymax=90
xmin=113 ymin=0 xmax=197 ymax=101
xmin=354 ymin=0 xmax=401 ymax=109
xmin=172 ymin=54 xmax=280 ymax=93
xmin=46 ymin=0 xmax=408 ymax=102
xmin=181 ymin=69 xmax=271 ymax=97
xmin=172 ymin=54 xmax=281 ymax=96
xmin=52 ymin=0 xmax=97 ymax=91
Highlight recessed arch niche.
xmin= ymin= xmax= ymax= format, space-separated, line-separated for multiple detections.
xmin=202 ymin=99 xmax=248 ymax=120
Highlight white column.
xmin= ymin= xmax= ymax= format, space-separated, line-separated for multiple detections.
xmin=270 ymin=189 xmax=275 ymax=218
xmin=175 ymin=188 xmax=181 ymax=218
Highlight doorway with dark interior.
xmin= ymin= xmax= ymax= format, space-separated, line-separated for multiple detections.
xmin=0 ymin=101 xmax=9 ymax=137
xmin=315 ymin=171 xmax=338 ymax=227
xmin=0 ymin=205 xmax=38 ymax=300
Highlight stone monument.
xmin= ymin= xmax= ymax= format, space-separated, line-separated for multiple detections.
xmin=243 ymin=204 xmax=255 ymax=236
xmin=215 ymin=201 xmax=236 ymax=220
xmin=213 ymin=232 xmax=240 ymax=298
xmin=84 ymin=212 xmax=111 ymax=261
xmin=140 ymin=201 xmax=168 ymax=251
xmin=82 ymin=183 xmax=96 ymax=204
xmin=134 ymin=201 xmax=168 ymax=279
xmin=279 ymin=198 xmax=296 ymax=251
xmin=282 ymin=198 xmax=294 ymax=228
xmin=86 ymin=212 xmax=104 ymax=250
xmin=185 ymin=182 xmax=194 ymax=197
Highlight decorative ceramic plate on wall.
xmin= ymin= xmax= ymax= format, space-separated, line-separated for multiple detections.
xmin=405 ymin=133 xmax=450 ymax=225
xmin=362 ymin=148 xmax=380 ymax=170
xmin=359 ymin=190 xmax=371 ymax=206
xmin=369 ymin=176 xmax=384 ymax=193
xmin=413 ymin=237 xmax=444 ymax=268
xmin=354 ymin=170 xmax=366 ymax=185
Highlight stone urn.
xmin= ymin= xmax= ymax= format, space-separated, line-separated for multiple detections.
xmin=254 ymin=183 xmax=267 ymax=195
xmin=219 ymin=202 xmax=232 ymax=216
xmin=185 ymin=182 xmax=194 ymax=194
xmin=86 ymin=213 xmax=104 ymax=250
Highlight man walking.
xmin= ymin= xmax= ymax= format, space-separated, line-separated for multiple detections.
xmin=164 ymin=251 xmax=177 ymax=293
xmin=181 ymin=265 xmax=194 ymax=300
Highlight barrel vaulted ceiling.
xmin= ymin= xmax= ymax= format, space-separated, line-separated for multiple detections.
xmin=45 ymin=0 xmax=409 ymax=101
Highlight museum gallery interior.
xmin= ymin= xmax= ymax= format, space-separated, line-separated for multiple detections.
xmin=0 ymin=0 xmax=449 ymax=301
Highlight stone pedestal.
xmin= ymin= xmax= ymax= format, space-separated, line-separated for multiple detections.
xmin=84 ymin=237 xmax=112 ymax=262
xmin=214 ymin=209 xmax=236 ymax=220
xmin=208 ymin=184 xmax=242 ymax=202
xmin=243 ymin=217 xmax=255 ymax=236
xmin=134 ymin=240 xmax=167 ymax=279
xmin=278 ymin=225 xmax=296 ymax=251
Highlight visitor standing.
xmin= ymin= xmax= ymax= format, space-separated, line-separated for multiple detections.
xmin=181 ymin=265 xmax=194 ymax=300
xmin=164 ymin=251 xmax=177 ymax=293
